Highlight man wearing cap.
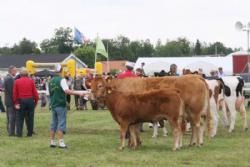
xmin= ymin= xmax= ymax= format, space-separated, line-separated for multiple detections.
xmin=49 ymin=64 xmax=87 ymax=148
xmin=13 ymin=68 xmax=39 ymax=137
xmin=117 ymin=61 xmax=137 ymax=79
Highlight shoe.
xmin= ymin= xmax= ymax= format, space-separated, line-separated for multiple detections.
xmin=50 ymin=140 xmax=56 ymax=148
xmin=58 ymin=139 xmax=67 ymax=149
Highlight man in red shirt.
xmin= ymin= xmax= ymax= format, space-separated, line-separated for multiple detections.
xmin=117 ymin=61 xmax=137 ymax=79
xmin=13 ymin=68 xmax=39 ymax=137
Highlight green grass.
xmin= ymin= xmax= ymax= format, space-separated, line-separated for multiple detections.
xmin=0 ymin=106 xmax=250 ymax=167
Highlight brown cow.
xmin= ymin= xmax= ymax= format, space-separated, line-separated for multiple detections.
xmin=91 ymin=84 xmax=184 ymax=151
xmin=92 ymin=75 xmax=212 ymax=146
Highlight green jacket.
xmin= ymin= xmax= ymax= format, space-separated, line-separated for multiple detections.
xmin=49 ymin=76 xmax=66 ymax=109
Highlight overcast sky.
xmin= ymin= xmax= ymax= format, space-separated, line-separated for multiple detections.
xmin=0 ymin=0 xmax=249 ymax=49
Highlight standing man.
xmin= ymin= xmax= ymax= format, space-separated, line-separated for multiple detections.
xmin=0 ymin=75 xmax=6 ymax=113
xmin=117 ymin=61 xmax=137 ymax=79
xmin=49 ymin=64 xmax=87 ymax=148
xmin=218 ymin=67 xmax=225 ymax=78
xmin=74 ymin=74 xmax=83 ymax=110
xmin=167 ymin=64 xmax=179 ymax=76
xmin=13 ymin=68 xmax=39 ymax=137
xmin=64 ymin=72 xmax=73 ymax=110
xmin=3 ymin=65 xmax=17 ymax=136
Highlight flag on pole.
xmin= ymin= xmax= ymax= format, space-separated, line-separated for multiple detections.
xmin=95 ymin=36 xmax=108 ymax=58
xmin=74 ymin=28 xmax=90 ymax=44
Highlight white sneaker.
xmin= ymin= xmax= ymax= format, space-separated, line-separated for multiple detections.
xmin=50 ymin=140 xmax=56 ymax=148
xmin=59 ymin=139 xmax=67 ymax=149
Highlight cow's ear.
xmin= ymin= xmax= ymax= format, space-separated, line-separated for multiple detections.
xmin=106 ymin=76 xmax=112 ymax=83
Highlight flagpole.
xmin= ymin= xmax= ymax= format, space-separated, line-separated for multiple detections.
xmin=94 ymin=51 xmax=97 ymax=78
xmin=107 ymin=41 xmax=110 ymax=73
xmin=94 ymin=35 xmax=98 ymax=78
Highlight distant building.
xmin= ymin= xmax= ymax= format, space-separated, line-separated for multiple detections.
xmin=0 ymin=53 xmax=87 ymax=75
xmin=100 ymin=60 xmax=127 ymax=73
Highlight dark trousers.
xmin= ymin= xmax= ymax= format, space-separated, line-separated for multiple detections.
xmin=0 ymin=96 xmax=5 ymax=112
xmin=16 ymin=98 xmax=35 ymax=137
xmin=74 ymin=95 xmax=79 ymax=109
xmin=66 ymin=95 xmax=71 ymax=104
xmin=6 ymin=106 xmax=17 ymax=136
xmin=66 ymin=95 xmax=71 ymax=110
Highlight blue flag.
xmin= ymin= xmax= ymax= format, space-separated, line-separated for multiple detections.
xmin=74 ymin=28 xmax=89 ymax=44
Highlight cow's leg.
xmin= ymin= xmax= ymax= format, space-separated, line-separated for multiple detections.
xmin=199 ymin=115 xmax=206 ymax=145
xmin=239 ymin=103 xmax=248 ymax=131
xmin=128 ymin=125 xmax=138 ymax=149
xmin=227 ymin=102 xmax=236 ymax=133
xmin=169 ymin=120 xmax=180 ymax=151
xmin=189 ymin=123 xmax=196 ymax=146
xmin=162 ymin=126 xmax=168 ymax=137
xmin=152 ymin=122 xmax=158 ymax=138
xmin=212 ymin=109 xmax=219 ymax=137
xmin=135 ymin=123 xmax=142 ymax=146
xmin=220 ymin=100 xmax=229 ymax=128
xmin=192 ymin=114 xmax=201 ymax=147
xmin=119 ymin=123 xmax=128 ymax=150
xmin=210 ymin=99 xmax=218 ymax=138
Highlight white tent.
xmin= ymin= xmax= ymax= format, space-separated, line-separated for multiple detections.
xmin=135 ymin=56 xmax=233 ymax=76
xmin=143 ymin=61 xmax=171 ymax=76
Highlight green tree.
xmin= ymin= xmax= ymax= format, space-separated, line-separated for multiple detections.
xmin=40 ymin=27 xmax=73 ymax=54
xmin=155 ymin=38 xmax=191 ymax=57
xmin=74 ymin=46 xmax=95 ymax=68
xmin=194 ymin=39 xmax=201 ymax=55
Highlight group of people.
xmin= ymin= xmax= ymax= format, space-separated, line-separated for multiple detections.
xmin=0 ymin=65 xmax=87 ymax=149
xmin=3 ymin=66 xmax=38 ymax=137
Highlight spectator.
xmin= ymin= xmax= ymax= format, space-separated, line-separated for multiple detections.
xmin=49 ymin=64 xmax=87 ymax=148
xmin=0 ymin=75 xmax=5 ymax=113
xmin=13 ymin=68 xmax=39 ymax=137
xmin=135 ymin=68 xmax=144 ymax=77
xmin=3 ymin=65 xmax=17 ymax=136
xmin=40 ymin=92 xmax=47 ymax=112
xmin=64 ymin=72 xmax=73 ymax=110
xmin=117 ymin=61 xmax=137 ymax=79
xmin=218 ymin=67 xmax=225 ymax=77
xmin=74 ymin=75 xmax=83 ymax=110
xmin=167 ymin=64 xmax=179 ymax=76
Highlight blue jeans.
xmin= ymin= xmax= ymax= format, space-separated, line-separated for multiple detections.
xmin=50 ymin=107 xmax=67 ymax=132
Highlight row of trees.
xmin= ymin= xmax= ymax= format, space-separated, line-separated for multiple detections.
xmin=0 ymin=27 xmax=238 ymax=67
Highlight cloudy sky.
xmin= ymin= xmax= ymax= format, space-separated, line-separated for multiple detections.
xmin=0 ymin=0 xmax=249 ymax=49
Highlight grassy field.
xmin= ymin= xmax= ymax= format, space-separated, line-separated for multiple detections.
xmin=0 ymin=106 xmax=250 ymax=167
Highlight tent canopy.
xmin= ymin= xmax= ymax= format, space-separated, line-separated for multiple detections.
xmin=135 ymin=56 xmax=233 ymax=76
xmin=34 ymin=69 xmax=56 ymax=77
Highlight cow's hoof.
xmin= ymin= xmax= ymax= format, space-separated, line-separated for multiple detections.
xmin=244 ymin=127 xmax=248 ymax=131
xmin=119 ymin=146 xmax=124 ymax=150
xmin=163 ymin=134 xmax=168 ymax=137
xmin=152 ymin=135 xmax=157 ymax=138
xmin=189 ymin=143 xmax=196 ymax=147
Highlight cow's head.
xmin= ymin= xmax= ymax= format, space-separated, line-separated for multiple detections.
xmin=90 ymin=76 xmax=113 ymax=102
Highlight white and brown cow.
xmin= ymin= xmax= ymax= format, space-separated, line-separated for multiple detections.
xmin=206 ymin=76 xmax=248 ymax=136
xmin=218 ymin=76 xmax=248 ymax=133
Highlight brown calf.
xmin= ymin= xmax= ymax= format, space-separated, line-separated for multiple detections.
xmin=92 ymin=86 xmax=184 ymax=151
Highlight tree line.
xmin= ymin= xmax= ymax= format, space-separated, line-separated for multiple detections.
xmin=0 ymin=27 xmax=239 ymax=68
